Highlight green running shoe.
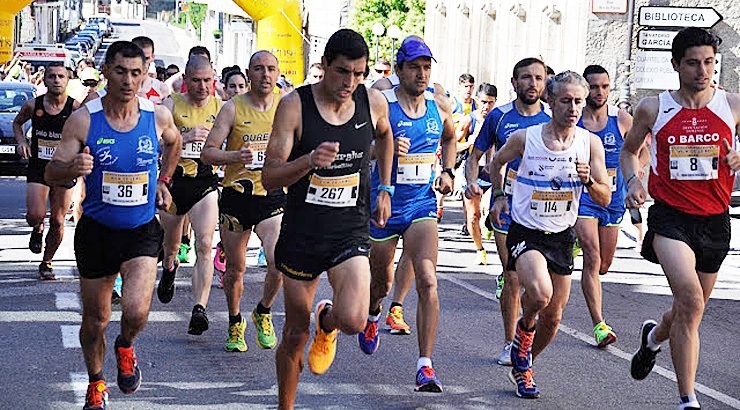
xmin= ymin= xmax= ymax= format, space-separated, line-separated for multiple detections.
xmin=572 ymin=238 xmax=582 ymax=258
xmin=177 ymin=243 xmax=193 ymax=264
xmin=252 ymin=309 xmax=277 ymax=349
xmin=594 ymin=321 xmax=617 ymax=348
xmin=225 ymin=318 xmax=248 ymax=352
xmin=496 ymin=273 xmax=505 ymax=299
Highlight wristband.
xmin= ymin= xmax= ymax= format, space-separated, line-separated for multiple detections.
xmin=442 ymin=168 xmax=455 ymax=180
xmin=378 ymin=184 xmax=395 ymax=197
xmin=584 ymin=177 xmax=594 ymax=188
xmin=157 ymin=175 xmax=173 ymax=189
xmin=493 ymin=189 xmax=505 ymax=200
xmin=626 ymin=174 xmax=637 ymax=185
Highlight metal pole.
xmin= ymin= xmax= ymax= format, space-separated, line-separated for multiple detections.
xmin=374 ymin=35 xmax=379 ymax=63
xmin=618 ymin=0 xmax=635 ymax=111
xmin=391 ymin=38 xmax=395 ymax=74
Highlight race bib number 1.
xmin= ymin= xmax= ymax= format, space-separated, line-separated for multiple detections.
xmin=37 ymin=139 xmax=59 ymax=160
xmin=669 ymin=145 xmax=719 ymax=180
xmin=397 ymin=153 xmax=435 ymax=184
xmin=529 ymin=190 xmax=574 ymax=219
xmin=102 ymin=171 xmax=149 ymax=206
xmin=305 ymin=172 xmax=359 ymax=207
xmin=504 ymin=168 xmax=518 ymax=195
xmin=181 ymin=141 xmax=204 ymax=159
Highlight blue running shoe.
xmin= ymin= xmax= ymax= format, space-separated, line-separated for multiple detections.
xmin=357 ymin=317 xmax=380 ymax=355
xmin=415 ymin=366 xmax=443 ymax=393
xmin=257 ymin=247 xmax=267 ymax=267
xmin=112 ymin=275 xmax=123 ymax=304
xmin=511 ymin=321 xmax=535 ymax=372
xmin=508 ymin=368 xmax=540 ymax=399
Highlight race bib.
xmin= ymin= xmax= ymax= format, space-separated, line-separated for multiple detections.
xmin=504 ymin=168 xmax=518 ymax=195
xmin=607 ymin=168 xmax=617 ymax=192
xmin=181 ymin=141 xmax=204 ymax=159
xmin=247 ymin=140 xmax=268 ymax=169
xmin=37 ymin=139 xmax=59 ymax=160
xmin=529 ymin=190 xmax=574 ymax=219
xmin=305 ymin=172 xmax=359 ymax=207
xmin=397 ymin=153 xmax=435 ymax=184
xmin=102 ymin=171 xmax=149 ymax=206
xmin=669 ymin=145 xmax=719 ymax=180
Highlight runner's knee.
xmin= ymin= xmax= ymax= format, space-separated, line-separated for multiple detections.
xmin=673 ymin=293 xmax=705 ymax=323
xmin=281 ymin=323 xmax=310 ymax=350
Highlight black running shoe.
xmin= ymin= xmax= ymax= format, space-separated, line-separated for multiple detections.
xmin=460 ymin=224 xmax=469 ymax=236
xmin=38 ymin=261 xmax=55 ymax=280
xmin=188 ymin=305 xmax=209 ymax=335
xmin=29 ymin=230 xmax=43 ymax=254
xmin=157 ymin=260 xmax=178 ymax=304
xmin=630 ymin=319 xmax=660 ymax=380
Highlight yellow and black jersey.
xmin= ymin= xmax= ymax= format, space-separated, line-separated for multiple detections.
xmin=172 ymin=93 xmax=221 ymax=179
xmin=222 ymin=91 xmax=284 ymax=196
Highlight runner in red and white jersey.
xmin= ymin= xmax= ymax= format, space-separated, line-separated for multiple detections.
xmin=131 ymin=36 xmax=171 ymax=105
xmin=621 ymin=27 xmax=740 ymax=410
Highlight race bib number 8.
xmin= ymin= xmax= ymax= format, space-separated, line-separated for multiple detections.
xmin=669 ymin=145 xmax=719 ymax=180
xmin=102 ymin=171 xmax=149 ymax=206
xmin=181 ymin=141 xmax=204 ymax=159
xmin=248 ymin=140 xmax=268 ymax=169
xmin=529 ymin=190 xmax=574 ymax=219
xmin=397 ymin=153 xmax=435 ymax=184
xmin=607 ymin=168 xmax=617 ymax=192
xmin=504 ymin=168 xmax=518 ymax=195
xmin=305 ymin=172 xmax=359 ymax=207
xmin=37 ymin=139 xmax=59 ymax=160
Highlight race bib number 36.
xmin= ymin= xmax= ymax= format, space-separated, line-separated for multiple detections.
xmin=181 ymin=141 xmax=204 ymax=159
xmin=37 ymin=139 xmax=59 ymax=160
xmin=529 ymin=190 xmax=573 ymax=219
xmin=102 ymin=171 xmax=149 ymax=206
xmin=669 ymin=145 xmax=719 ymax=180
xmin=397 ymin=153 xmax=435 ymax=184
xmin=504 ymin=168 xmax=518 ymax=195
xmin=248 ymin=140 xmax=268 ymax=169
xmin=305 ymin=172 xmax=359 ymax=207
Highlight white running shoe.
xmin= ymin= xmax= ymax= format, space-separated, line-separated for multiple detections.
xmin=497 ymin=341 xmax=513 ymax=366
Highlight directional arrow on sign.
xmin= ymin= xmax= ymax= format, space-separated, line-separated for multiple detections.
xmin=639 ymin=6 xmax=723 ymax=29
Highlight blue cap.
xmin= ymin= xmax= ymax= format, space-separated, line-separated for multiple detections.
xmin=396 ymin=40 xmax=436 ymax=66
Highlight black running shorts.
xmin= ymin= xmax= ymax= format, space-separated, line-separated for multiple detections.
xmin=641 ymin=201 xmax=729 ymax=273
xmin=167 ymin=175 xmax=218 ymax=216
xmin=275 ymin=235 xmax=371 ymax=281
xmin=506 ymin=221 xmax=577 ymax=275
xmin=27 ymin=158 xmax=75 ymax=189
xmin=74 ymin=215 xmax=163 ymax=279
xmin=219 ymin=187 xmax=285 ymax=232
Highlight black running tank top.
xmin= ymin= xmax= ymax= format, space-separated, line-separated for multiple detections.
xmin=30 ymin=96 xmax=75 ymax=163
xmin=282 ymin=84 xmax=374 ymax=241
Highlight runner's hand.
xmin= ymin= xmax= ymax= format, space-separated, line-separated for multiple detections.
xmin=16 ymin=141 xmax=31 ymax=159
xmin=625 ymin=174 xmax=646 ymax=209
xmin=575 ymin=158 xmax=590 ymax=183
xmin=395 ymin=137 xmax=410 ymax=157
xmin=492 ymin=195 xmax=509 ymax=227
xmin=722 ymin=139 xmax=740 ymax=171
xmin=156 ymin=181 xmax=172 ymax=211
xmin=372 ymin=190 xmax=391 ymax=228
xmin=434 ymin=172 xmax=453 ymax=195
xmin=465 ymin=182 xmax=482 ymax=199
xmin=311 ymin=142 xmax=340 ymax=168
xmin=234 ymin=142 xmax=253 ymax=164
xmin=73 ymin=146 xmax=94 ymax=177
xmin=183 ymin=125 xmax=210 ymax=144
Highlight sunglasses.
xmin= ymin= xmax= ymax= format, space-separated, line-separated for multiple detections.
xmin=83 ymin=80 xmax=99 ymax=87
xmin=375 ymin=69 xmax=390 ymax=74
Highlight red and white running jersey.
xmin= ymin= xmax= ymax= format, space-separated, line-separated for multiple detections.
xmin=141 ymin=78 xmax=167 ymax=105
xmin=649 ymin=89 xmax=737 ymax=215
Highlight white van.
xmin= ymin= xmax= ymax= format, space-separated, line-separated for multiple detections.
xmin=15 ymin=44 xmax=74 ymax=72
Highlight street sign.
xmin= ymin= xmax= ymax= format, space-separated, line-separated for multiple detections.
xmin=592 ymin=0 xmax=627 ymax=14
xmin=634 ymin=51 xmax=722 ymax=90
xmin=638 ymin=6 xmax=722 ymax=28
xmin=637 ymin=29 xmax=679 ymax=50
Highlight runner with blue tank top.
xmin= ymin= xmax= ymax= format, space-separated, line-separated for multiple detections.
xmin=44 ymin=41 xmax=182 ymax=410
xmin=457 ymin=83 xmax=497 ymax=266
xmin=574 ymin=65 xmax=634 ymax=349
xmin=464 ymin=57 xmax=551 ymax=367
xmin=360 ymin=38 xmax=456 ymax=393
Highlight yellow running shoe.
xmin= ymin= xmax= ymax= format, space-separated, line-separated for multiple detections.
xmin=308 ymin=299 xmax=337 ymax=375
xmin=384 ymin=305 xmax=411 ymax=335
xmin=252 ymin=309 xmax=277 ymax=349
xmin=475 ymin=249 xmax=487 ymax=265
xmin=225 ymin=317 xmax=248 ymax=352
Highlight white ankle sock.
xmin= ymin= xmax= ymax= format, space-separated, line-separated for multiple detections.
xmin=417 ymin=357 xmax=432 ymax=371
xmin=679 ymin=394 xmax=699 ymax=409
xmin=646 ymin=326 xmax=662 ymax=351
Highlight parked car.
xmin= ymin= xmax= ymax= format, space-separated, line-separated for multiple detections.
xmin=86 ymin=15 xmax=112 ymax=37
xmin=0 ymin=82 xmax=35 ymax=175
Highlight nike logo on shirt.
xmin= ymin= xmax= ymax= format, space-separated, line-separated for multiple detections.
xmin=355 ymin=122 xmax=367 ymax=129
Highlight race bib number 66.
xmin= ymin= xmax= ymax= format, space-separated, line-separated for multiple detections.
xmin=305 ymin=172 xmax=359 ymax=207
xmin=102 ymin=171 xmax=149 ymax=206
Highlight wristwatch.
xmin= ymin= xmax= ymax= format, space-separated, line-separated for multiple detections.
xmin=378 ymin=184 xmax=395 ymax=197
xmin=441 ymin=168 xmax=455 ymax=180
xmin=583 ymin=177 xmax=594 ymax=188
xmin=157 ymin=175 xmax=173 ymax=189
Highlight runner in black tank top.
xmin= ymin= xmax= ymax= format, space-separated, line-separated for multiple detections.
xmin=263 ymin=29 xmax=395 ymax=409
xmin=12 ymin=63 xmax=80 ymax=279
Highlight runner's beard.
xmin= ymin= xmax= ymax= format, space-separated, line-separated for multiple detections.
xmin=586 ymin=96 xmax=606 ymax=110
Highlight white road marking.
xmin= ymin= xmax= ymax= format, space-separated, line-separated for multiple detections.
xmin=0 ymin=310 xmax=286 ymax=322
xmin=61 ymin=325 xmax=81 ymax=348
xmin=55 ymin=292 xmax=80 ymax=310
xmin=439 ymin=273 xmax=740 ymax=409
xmin=69 ymin=372 xmax=88 ymax=406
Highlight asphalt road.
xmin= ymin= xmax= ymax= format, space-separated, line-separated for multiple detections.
xmin=0 ymin=175 xmax=739 ymax=409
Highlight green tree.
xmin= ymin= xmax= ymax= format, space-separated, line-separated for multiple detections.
xmin=349 ymin=0 xmax=426 ymax=65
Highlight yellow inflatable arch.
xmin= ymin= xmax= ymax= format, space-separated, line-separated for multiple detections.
xmin=233 ymin=0 xmax=304 ymax=86
xmin=0 ymin=0 xmax=33 ymax=64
